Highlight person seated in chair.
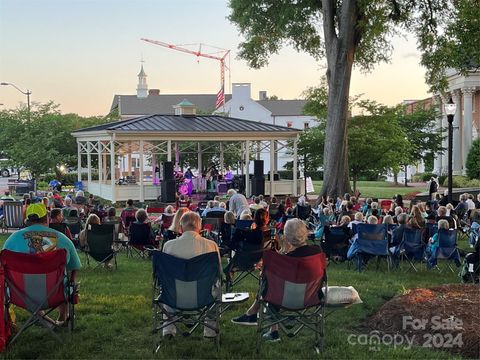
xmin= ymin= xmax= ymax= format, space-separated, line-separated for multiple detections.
xmin=224 ymin=209 xmax=271 ymax=280
xmin=103 ymin=207 xmax=124 ymax=239
xmin=155 ymin=205 xmax=175 ymax=231
xmin=425 ymin=219 xmax=449 ymax=266
xmin=231 ymin=218 xmax=321 ymax=341
xmin=293 ymin=196 xmax=311 ymax=220
xmin=436 ymin=206 xmax=457 ymax=229
xmin=49 ymin=208 xmax=73 ymax=240
xmin=61 ymin=197 xmax=77 ymax=218
xmin=79 ymin=214 xmax=101 ymax=249
xmin=164 ymin=208 xmax=189 ymax=242
xmin=201 ymin=201 xmax=226 ymax=218
xmin=131 ymin=209 xmax=155 ymax=246
xmin=249 ymin=197 xmax=264 ymax=212
xmin=2 ymin=203 xmax=81 ymax=325
xmin=162 ymin=212 xmax=221 ymax=338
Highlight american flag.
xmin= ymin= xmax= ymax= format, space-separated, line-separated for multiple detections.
xmin=215 ymin=86 xmax=224 ymax=109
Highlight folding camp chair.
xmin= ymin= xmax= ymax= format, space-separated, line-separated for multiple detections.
xmin=128 ymin=222 xmax=156 ymax=258
xmin=399 ymin=228 xmax=426 ymax=272
xmin=202 ymin=217 xmax=224 ymax=244
xmin=235 ymin=219 xmax=254 ymax=229
xmin=0 ymin=249 xmax=77 ymax=346
xmin=257 ymin=250 xmax=327 ymax=354
xmin=152 ymin=251 xmax=221 ymax=352
xmin=1 ymin=201 xmax=24 ymax=233
xmin=85 ymin=223 xmax=117 ymax=269
xmin=224 ymin=229 xmax=270 ymax=292
xmin=380 ymin=200 xmax=392 ymax=213
xmin=426 ymin=222 xmax=438 ymax=239
xmin=322 ymin=226 xmax=350 ymax=261
xmin=428 ymin=229 xmax=461 ymax=272
xmin=347 ymin=224 xmax=389 ymax=272
xmin=121 ymin=209 xmax=137 ymax=235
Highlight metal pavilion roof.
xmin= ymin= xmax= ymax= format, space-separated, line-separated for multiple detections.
xmin=72 ymin=114 xmax=301 ymax=137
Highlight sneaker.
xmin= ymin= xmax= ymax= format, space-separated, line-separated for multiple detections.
xmin=231 ymin=313 xmax=257 ymax=326
xmin=262 ymin=330 xmax=280 ymax=342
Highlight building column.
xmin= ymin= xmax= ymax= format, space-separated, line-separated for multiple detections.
xmin=256 ymin=141 xmax=261 ymax=161
xmin=245 ymin=140 xmax=250 ymax=197
xmin=167 ymin=140 xmax=172 ymax=162
xmin=139 ymin=140 xmax=145 ymax=202
xmin=293 ymin=136 xmax=298 ymax=196
xmin=87 ymin=142 xmax=92 ymax=188
xmin=274 ymin=141 xmax=278 ymax=172
xmin=440 ymin=95 xmax=449 ymax=174
xmin=432 ymin=96 xmax=443 ymax=175
xmin=77 ymin=142 xmax=82 ymax=183
xmin=462 ymin=87 xmax=475 ymax=174
xmin=270 ymin=140 xmax=275 ymax=198
xmin=451 ymin=90 xmax=462 ymax=175
xmin=110 ymin=140 xmax=116 ymax=204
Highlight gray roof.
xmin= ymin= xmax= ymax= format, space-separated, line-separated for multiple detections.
xmin=256 ymin=100 xmax=307 ymax=116
xmin=111 ymin=94 xmax=232 ymax=116
xmin=73 ymin=114 xmax=300 ymax=134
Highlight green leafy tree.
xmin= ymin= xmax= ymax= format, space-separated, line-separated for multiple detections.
xmin=466 ymin=138 xmax=480 ymax=179
xmin=229 ymin=0 xmax=479 ymax=198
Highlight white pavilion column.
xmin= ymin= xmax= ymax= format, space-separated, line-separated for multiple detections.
xmin=269 ymin=140 xmax=275 ymax=198
xmin=293 ymin=136 xmax=298 ymax=196
xmin=452 ymin=90 xmax=462 ymax=175
xmin=87 ymin=142 xmax=92 ymax=188
xmin=77 ymin=142 xmax=82 ymax=183
xmin=240 ymin=142 xmax=245 ymax=176
xmin=97 ymin=141 xmax=103 ymax=197
xmin=167 ymin=140 xmax=172 ymax=162
xmin=139 ymin=140 xmax=145 ymax=202
xmin=462 ymin=87 xmax=475 ymax=174
xmin=256 ymin=141 xmax=261 ymax=161
xmin=197 ymin=143 xmax=202 ymax=173
xmin=245 ymin=140 xmax=250 ymax=197
xmin=219 ymin=143 xmax=224 ymax=174
xmin=440 ymin=95 xmax=449 ymax=174
xmin=110 ymin=140 xmax=116 ymax=204
xmin=432 ymin=96 xmax=443 ymax=175
xmin=274 ymin=141 xmax=278 ymax=172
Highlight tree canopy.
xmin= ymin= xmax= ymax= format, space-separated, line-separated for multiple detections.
xmin=229 ymin=0 xmax=479 ymax=197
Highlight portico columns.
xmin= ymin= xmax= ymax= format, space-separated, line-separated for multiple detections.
xmin=451 ymin=90 xmax=462 ymax=175
xmin=462 ymin=87 xmax=475 ymax=174
xmin=440 ymin=95 xmax=449 ymax=174
xmin=167 ymin=140 xmax=172 ymax=162
xmin=197 ymin=143 xmax=202 ymax=174
xmin=432 ymin=96 xmax=443 ymax=174
xmin=110 ymin=140 xmax=116 ymax=204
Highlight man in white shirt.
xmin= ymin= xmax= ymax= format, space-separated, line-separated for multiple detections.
xmin=162 ymin=211 xmax=221 ymax=338
xmin=227 ymin=189 xmax=250 ymax=218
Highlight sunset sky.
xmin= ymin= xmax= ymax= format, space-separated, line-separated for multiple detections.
xmin=0 ymin=0 xmax=430 ymax=117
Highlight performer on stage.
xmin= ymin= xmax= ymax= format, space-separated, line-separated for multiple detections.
xmin=224 ymin=166 xmax=234 ymax=190
xmin=184 ymin=167 xmax=194 ymax=196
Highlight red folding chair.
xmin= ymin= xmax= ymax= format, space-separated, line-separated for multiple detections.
xmin=0 ymin=249 xmax=77 ymax=346
xmin=257 ymin=250 xmax=328 ymax=354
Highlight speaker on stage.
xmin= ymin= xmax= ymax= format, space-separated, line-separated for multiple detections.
xmin=254 ymin=160 xmax=264 ymax=177
xmin=161 ymin=179 xmax=176 ymax=202
xmin=251 ymin=177 xmax=265 ymax=196
xmin=163 ymin=161 xmax=174 ymax=180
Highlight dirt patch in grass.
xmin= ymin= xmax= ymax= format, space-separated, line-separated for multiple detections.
xmin=364 ymin=284 xmax=480 ymax=358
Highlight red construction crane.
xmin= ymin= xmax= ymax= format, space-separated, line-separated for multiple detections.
xmin=141 ymin=38 xmax=230 ymax=110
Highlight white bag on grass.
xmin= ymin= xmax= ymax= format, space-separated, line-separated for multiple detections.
xmin=322 ymin=286 xmax=363 ymax=306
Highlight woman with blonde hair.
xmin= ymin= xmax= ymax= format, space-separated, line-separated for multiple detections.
xmin=164 ymin=207 xmax=189 ymax=241
xmin=409 ymin=205 xmax=425 ymax=229
xmin=79 ymin=213 xmax=101 ymax=248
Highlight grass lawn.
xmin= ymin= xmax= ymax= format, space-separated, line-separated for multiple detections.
xmin=312 ymin=181 xmax=427 ymax=199
xmin=0 ymin=232 xmax=468 ymax=359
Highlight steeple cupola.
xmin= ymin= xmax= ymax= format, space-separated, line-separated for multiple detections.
xmin=136 ymin=64 xmax=148 ymax=99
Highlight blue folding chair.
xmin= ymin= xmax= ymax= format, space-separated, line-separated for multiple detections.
xmin=322 ymin=226 xmax=351 ymax=261
xmin=152 ymin=251 xmax=221 ymax=352
xmin=399 ymin=228 xmax=425 ymax=272
xmin=347 ymin=224 xmax=389 ymax=272
xmin=428 ymin=229 xmax=461 ymax=272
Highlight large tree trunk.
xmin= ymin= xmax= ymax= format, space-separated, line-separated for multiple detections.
xmin=319 ymin=0 xmax=359 ymax=199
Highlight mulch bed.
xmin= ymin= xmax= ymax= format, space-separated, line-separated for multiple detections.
xmin=364 ymin=284 xmax=480 ymax=358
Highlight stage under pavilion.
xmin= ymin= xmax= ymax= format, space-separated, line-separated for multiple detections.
xmin=72 ymin=105 xmax=304 ymax=204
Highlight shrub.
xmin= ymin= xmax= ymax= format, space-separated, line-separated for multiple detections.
xmin=466 ymin=138 xmax=480 ymax=179
xmin=438 ymin=174 xmax=447 ymax=185
xmin=441 ymin=175 xmax=480 ymax=188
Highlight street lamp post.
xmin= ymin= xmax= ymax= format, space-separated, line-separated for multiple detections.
xmin=444 ymin=97 xmax=457 ymax=204
xmin=0 ymin=82 xmax=32 ymax=125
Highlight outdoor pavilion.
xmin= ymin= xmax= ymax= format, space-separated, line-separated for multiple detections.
xmin=72 ymin=104 xmax=303 ymax=203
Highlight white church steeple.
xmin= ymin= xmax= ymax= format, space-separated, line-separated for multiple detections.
xmin=136 ymin=63 xmax=148 ymax=99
